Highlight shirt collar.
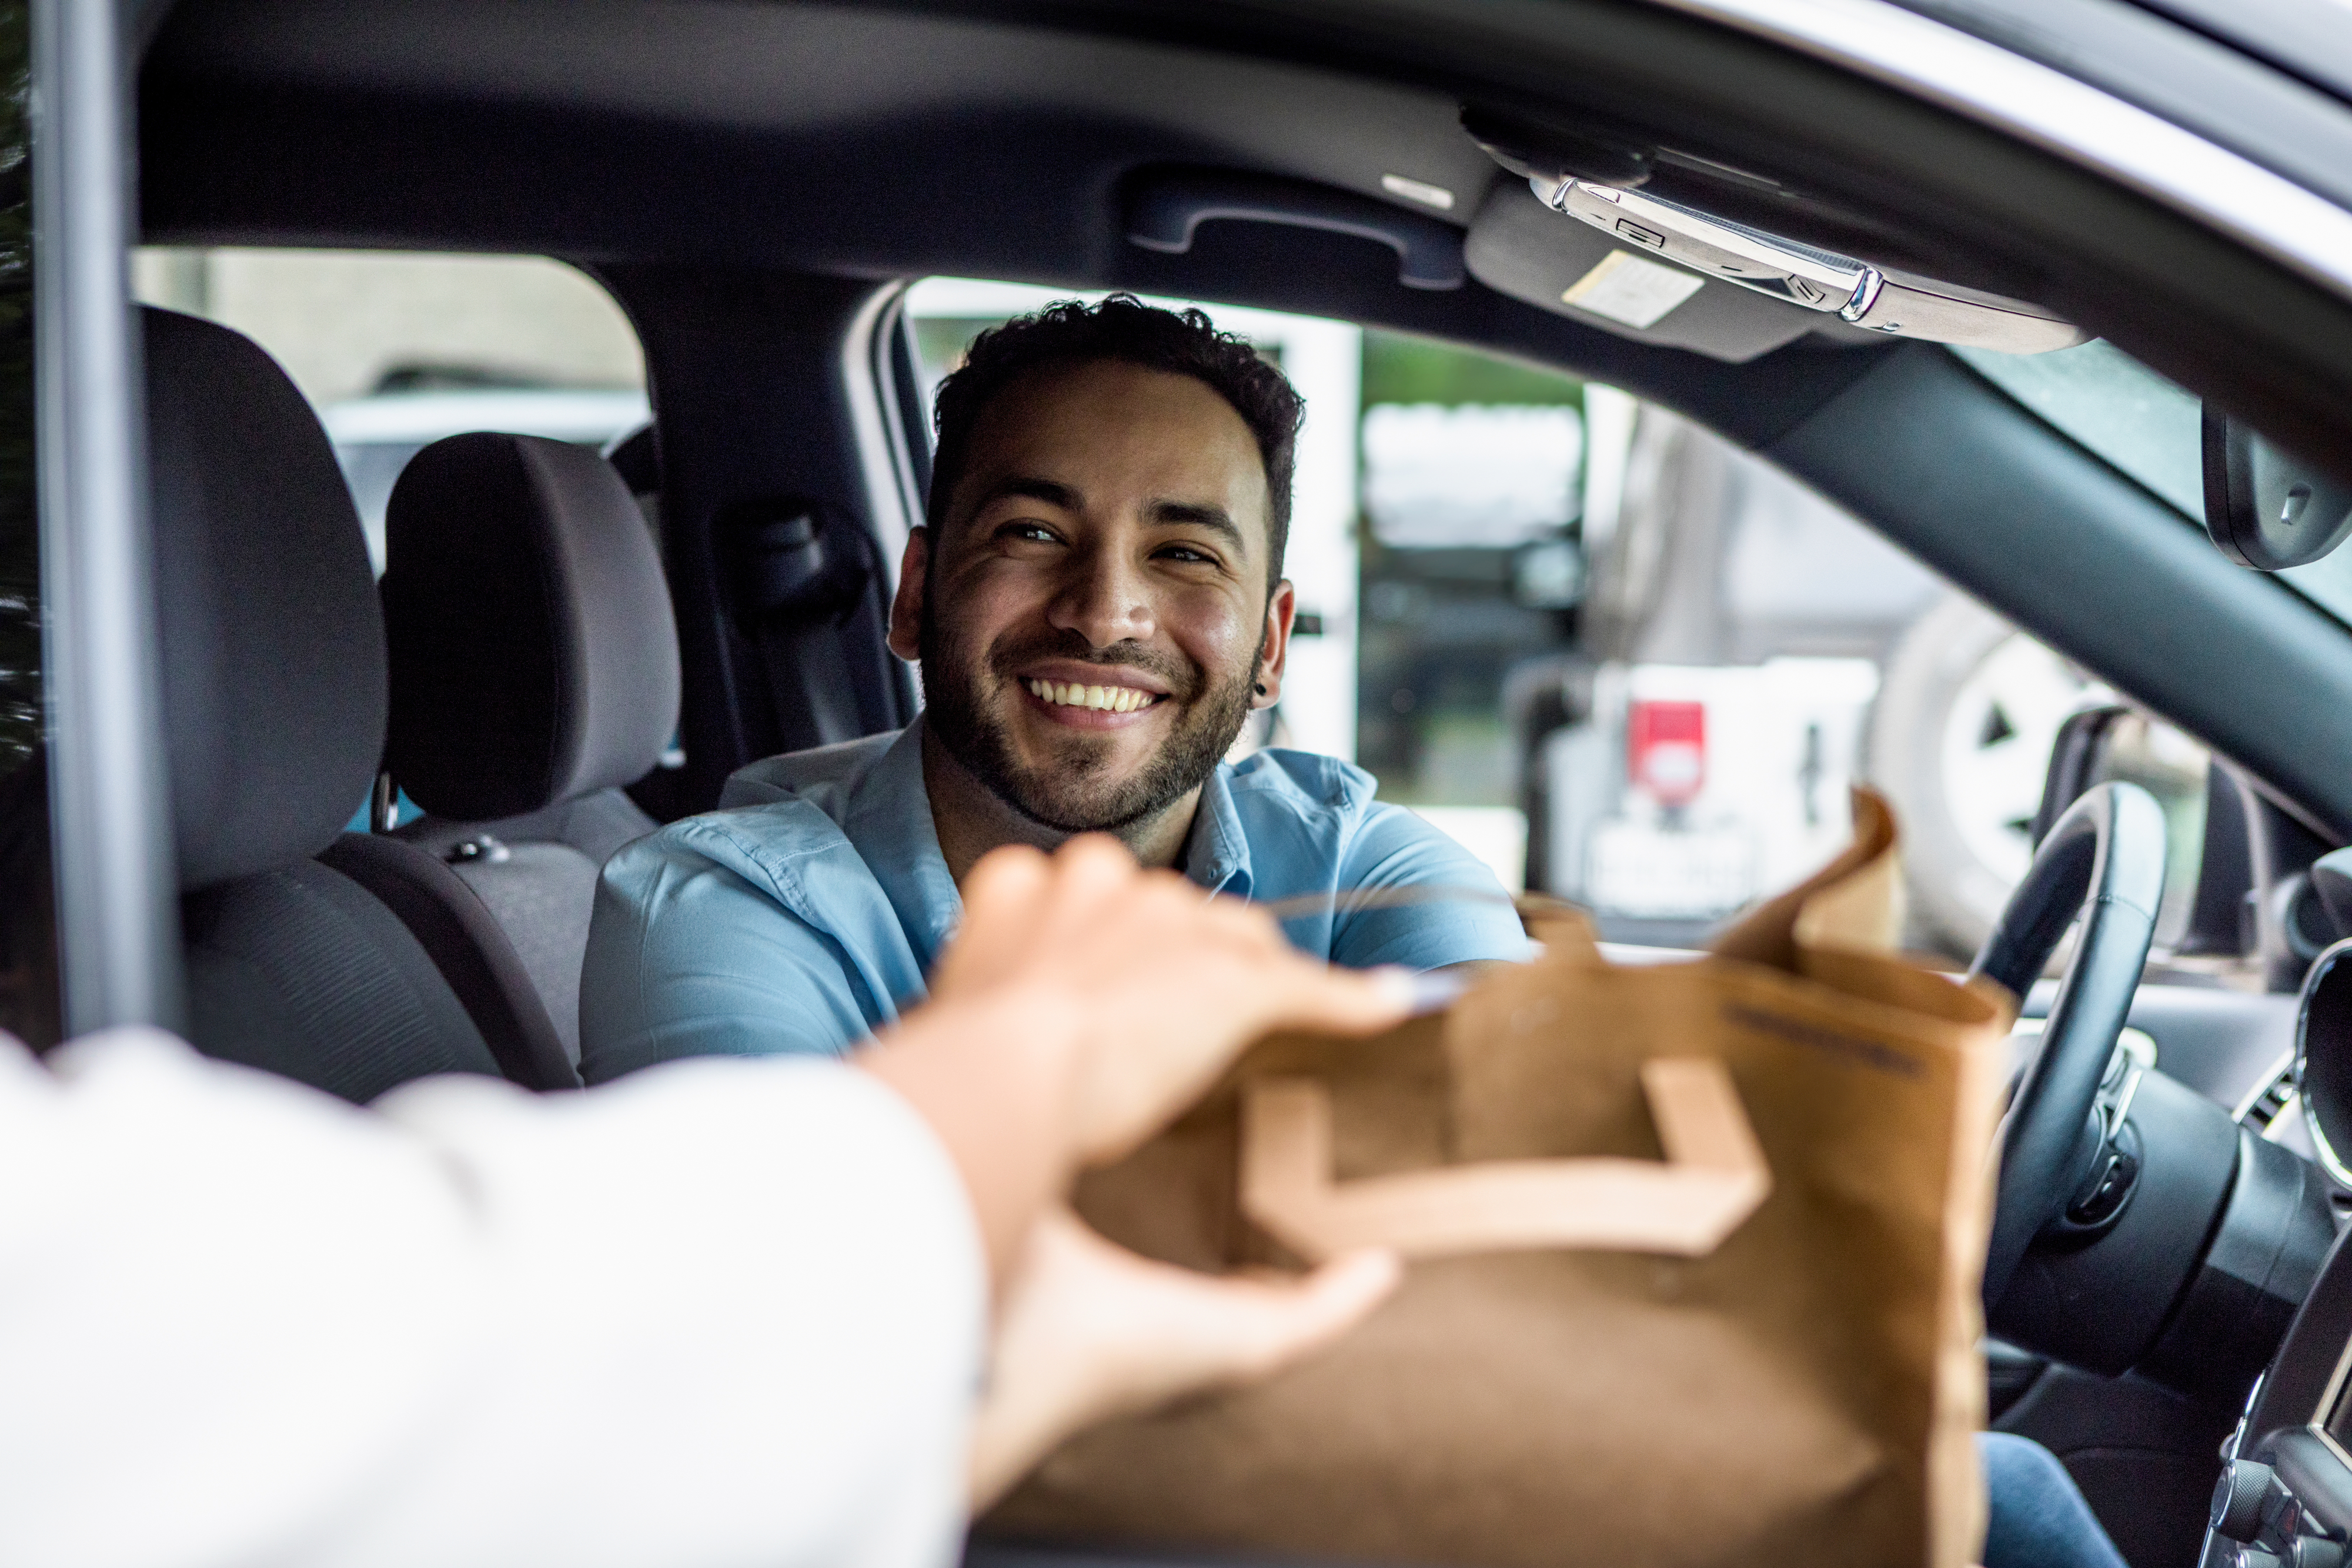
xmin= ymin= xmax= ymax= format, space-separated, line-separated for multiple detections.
xmin=1182 ymin=762 xmax=1251 ymax=900
xmin=839 ymin=717 xmax=964 ymax=970
xmin=843 ymin=721 xmax=1252 ymax=959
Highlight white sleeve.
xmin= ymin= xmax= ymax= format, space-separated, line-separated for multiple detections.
xmin=0 ymin=1027 xmax=986 ymax=1568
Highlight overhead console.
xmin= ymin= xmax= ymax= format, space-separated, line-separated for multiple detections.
xmin=1460 ymin=105 xmax=2083 ymax=363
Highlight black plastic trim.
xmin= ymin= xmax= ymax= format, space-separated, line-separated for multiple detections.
xmin=2268 ymin=1427 xmax=2352 ymax=1538
xmin=1124 ymin=166 xmax=1465 ymax=290
xmin=1770 ymin=347 xmax=2352 ymax=840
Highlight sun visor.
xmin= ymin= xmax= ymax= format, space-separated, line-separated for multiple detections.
xmin=1465 ymin=182 xmax=1818 ymax=363
xmin=1532 ymin=175 xmax=2083 ymax=355
xmin=1845 ymin=266 xmax=2084 ymax=354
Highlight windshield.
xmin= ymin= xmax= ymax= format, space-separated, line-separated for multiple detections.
xmin=1953 ymin=340 xmax=2352 ymax=623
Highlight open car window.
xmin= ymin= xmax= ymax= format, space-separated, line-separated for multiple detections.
xmin=908 ymin=280 xmax=2222 ymax=965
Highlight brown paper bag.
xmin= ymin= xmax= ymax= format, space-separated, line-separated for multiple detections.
xmin=983 ymin=790 xmax=2013 ymax=1568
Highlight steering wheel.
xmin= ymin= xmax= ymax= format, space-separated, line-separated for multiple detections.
xmin=1973 ymin=781 xmax=2169 ymax=1309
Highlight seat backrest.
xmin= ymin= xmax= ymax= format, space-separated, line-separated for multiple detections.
xmin=381 ymin=432 xmax=681 ymax=1066
xmin=144 ymin=307 xmax=574 ymax=1099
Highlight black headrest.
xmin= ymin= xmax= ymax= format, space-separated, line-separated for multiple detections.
xmin=144 ymin=308 xmax=388 ymax=893
xmin=382 ymin=433 xmax=679 ymax=822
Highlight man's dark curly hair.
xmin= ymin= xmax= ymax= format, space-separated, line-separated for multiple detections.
xmin=928 ymin=295 xmax=1305 ymax=587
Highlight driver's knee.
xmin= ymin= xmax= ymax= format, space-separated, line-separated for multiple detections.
xmin=1980 ymin=1432 xmax=2130 ymax=1568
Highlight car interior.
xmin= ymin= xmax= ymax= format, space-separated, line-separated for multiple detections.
xmin=74 ymin=0 xmax=2352 ymax=1564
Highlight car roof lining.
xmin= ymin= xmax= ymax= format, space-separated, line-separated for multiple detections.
xmin=138 ymin=0 xmax=2352 ymax=426
xmin=136 ymin=0 xmax=2106 ymax=309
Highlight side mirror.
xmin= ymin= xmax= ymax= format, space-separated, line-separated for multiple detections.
xmin=2202 ymin=403 xmax=2352 ymax=570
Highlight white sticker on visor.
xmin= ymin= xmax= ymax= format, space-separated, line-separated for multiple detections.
xmin=1559 ymin=250 xmax=1706 ymax=329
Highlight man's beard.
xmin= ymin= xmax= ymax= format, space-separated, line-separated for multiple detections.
xmin=920 ymin=616 xmax=1262 ymax=835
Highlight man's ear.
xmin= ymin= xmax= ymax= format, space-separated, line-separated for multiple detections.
xmin=887 ymin=528 xmax=930 ymax=661
xmin=1251 ymin=579 xmax=1297 ymax=710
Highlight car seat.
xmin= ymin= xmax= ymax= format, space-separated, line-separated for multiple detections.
xmin=379 ymin=432 xmax=678 ymax=1068
xmin=145 ymin=307 xmax=577 ymax=1098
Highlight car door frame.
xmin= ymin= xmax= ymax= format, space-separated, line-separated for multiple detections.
xmin=31 ymin=0 xmax=183 ymax=1036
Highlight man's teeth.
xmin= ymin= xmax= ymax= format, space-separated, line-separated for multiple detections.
xmin=1025 ymin=678 xmax=1157 ymax=713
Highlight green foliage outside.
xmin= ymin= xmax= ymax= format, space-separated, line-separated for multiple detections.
xmin=911 ymin=316 xmax=997 ymax=402
xmin=1361 ymin=328 xmax=1583 ymax=410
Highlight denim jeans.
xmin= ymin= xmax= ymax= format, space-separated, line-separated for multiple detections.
xmin=1982 ymin=1432 xmax=2132 ymax=1568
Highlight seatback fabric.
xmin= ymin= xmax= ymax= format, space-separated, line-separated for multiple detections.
xmin=382 ymin=432 xmax=680 ymax=822
xmin=438 ymin=841 xmax=602 ymax=1070
xmin=318 ymin=834 xmax=581 ymax=1089
xmin=142 ymin=307 xmax=387 ymax=891
xmin=181 ymin=860 xmax=502 ymax=1104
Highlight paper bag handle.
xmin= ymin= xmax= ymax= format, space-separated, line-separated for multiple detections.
xmin=1240 ymin=1058 xmax=1770 ymax=1262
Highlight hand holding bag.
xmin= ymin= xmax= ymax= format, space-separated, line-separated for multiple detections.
xmin=983 ymin=791 xmax=2014 ymax=1568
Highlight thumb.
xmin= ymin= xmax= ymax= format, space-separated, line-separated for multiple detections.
xmin=1213 ymin=1249 xmax=1404 ymax=1384
xmin=1257 ymin=963 xmax=1419 ymax=1042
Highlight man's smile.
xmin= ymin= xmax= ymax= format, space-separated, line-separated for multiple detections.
xmin=1024 ymin=677 xmax=1161 ymax=714
xmin=1007 ymin=656 xmax=1178 ymax=730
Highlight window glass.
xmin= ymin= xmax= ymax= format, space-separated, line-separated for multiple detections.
xmin=1955 ymin=340 xmax=2352 ymax=626
xmin=130 ymin=249 xmax=653 ymax=830
xmin=1355 ymin=329 xmax=1583 ymax=890
xmin=131 ymin=249 xmax=647 ymax=571
xmin=0 ymin=1 xmax=54 ymax=1047
xmin=1953 ymin=340 xmax=2203 ymax=517
xmin=2096 ymin=712 xmax=2211 ymax=950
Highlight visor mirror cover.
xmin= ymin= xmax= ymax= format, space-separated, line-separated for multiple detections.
xmin=1533 ymin=174 xmax=2079 ymax=355
xmin=2203 ymin=404 xmax=2352 ymax=570
xmin=1462 ymin=182 xmax=1819 ymax=364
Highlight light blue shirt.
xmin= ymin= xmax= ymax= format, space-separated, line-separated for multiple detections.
xmin=578 ymin=718 xmax=1528 ymax=1082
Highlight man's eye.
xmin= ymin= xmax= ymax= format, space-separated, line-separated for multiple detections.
xmin=1157 ymin=544 xmax=1218 ymax=565
xmin=1000 ymin=522 xmax=1060 ymax=545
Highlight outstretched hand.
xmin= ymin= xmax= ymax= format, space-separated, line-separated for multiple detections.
xmin=855 ymin=837 xmax=1412 ymax=1517
xmin=968 ymin=1206 xmax=1400 ymax=1509
xmin=860 ymin=834 xmax=1411 ymax=1300
xmin=931 ymin=835 xmax=1415 ymax=1162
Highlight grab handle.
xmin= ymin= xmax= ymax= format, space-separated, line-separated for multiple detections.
xmin=1124 ymin=168 xmax=1466 ymax=290
xmin=1241 ymin=1057 xmax=1769 ymax=1261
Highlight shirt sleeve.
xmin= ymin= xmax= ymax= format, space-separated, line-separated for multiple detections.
xmin=0 ymin=1028 xmax=985 ymax=1568
xmin=579 ymin=837 xmax=883 ymax=1082
xmin=1328 ymin=801 xmax=1535 ymax=971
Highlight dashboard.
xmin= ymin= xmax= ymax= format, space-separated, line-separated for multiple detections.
xmin=2205 ymin=940 xmax=2352 ymax=1568
xmin=2208 ymin=1239 xmax=2352 ymax=1568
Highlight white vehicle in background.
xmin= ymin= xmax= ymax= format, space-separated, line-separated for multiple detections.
xmin=317 ymin=375 xmax=650 ymax=569
xmin=1535 ymin=395 xmax=2096 ymax=954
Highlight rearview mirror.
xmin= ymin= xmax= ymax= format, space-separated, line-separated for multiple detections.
xmin=2202 ymin=403 xmax=2352 ymax=570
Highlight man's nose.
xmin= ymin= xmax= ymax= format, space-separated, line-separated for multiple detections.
xmin=1044 ymin=544 xmax=1155 ymax=648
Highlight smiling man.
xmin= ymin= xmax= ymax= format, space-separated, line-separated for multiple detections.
xmin=578 ymin=297 xmax=1527 ymax=1078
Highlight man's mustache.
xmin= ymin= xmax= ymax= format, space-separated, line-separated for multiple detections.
xmin=987 ymin=634 xmax=1200 ymax=702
